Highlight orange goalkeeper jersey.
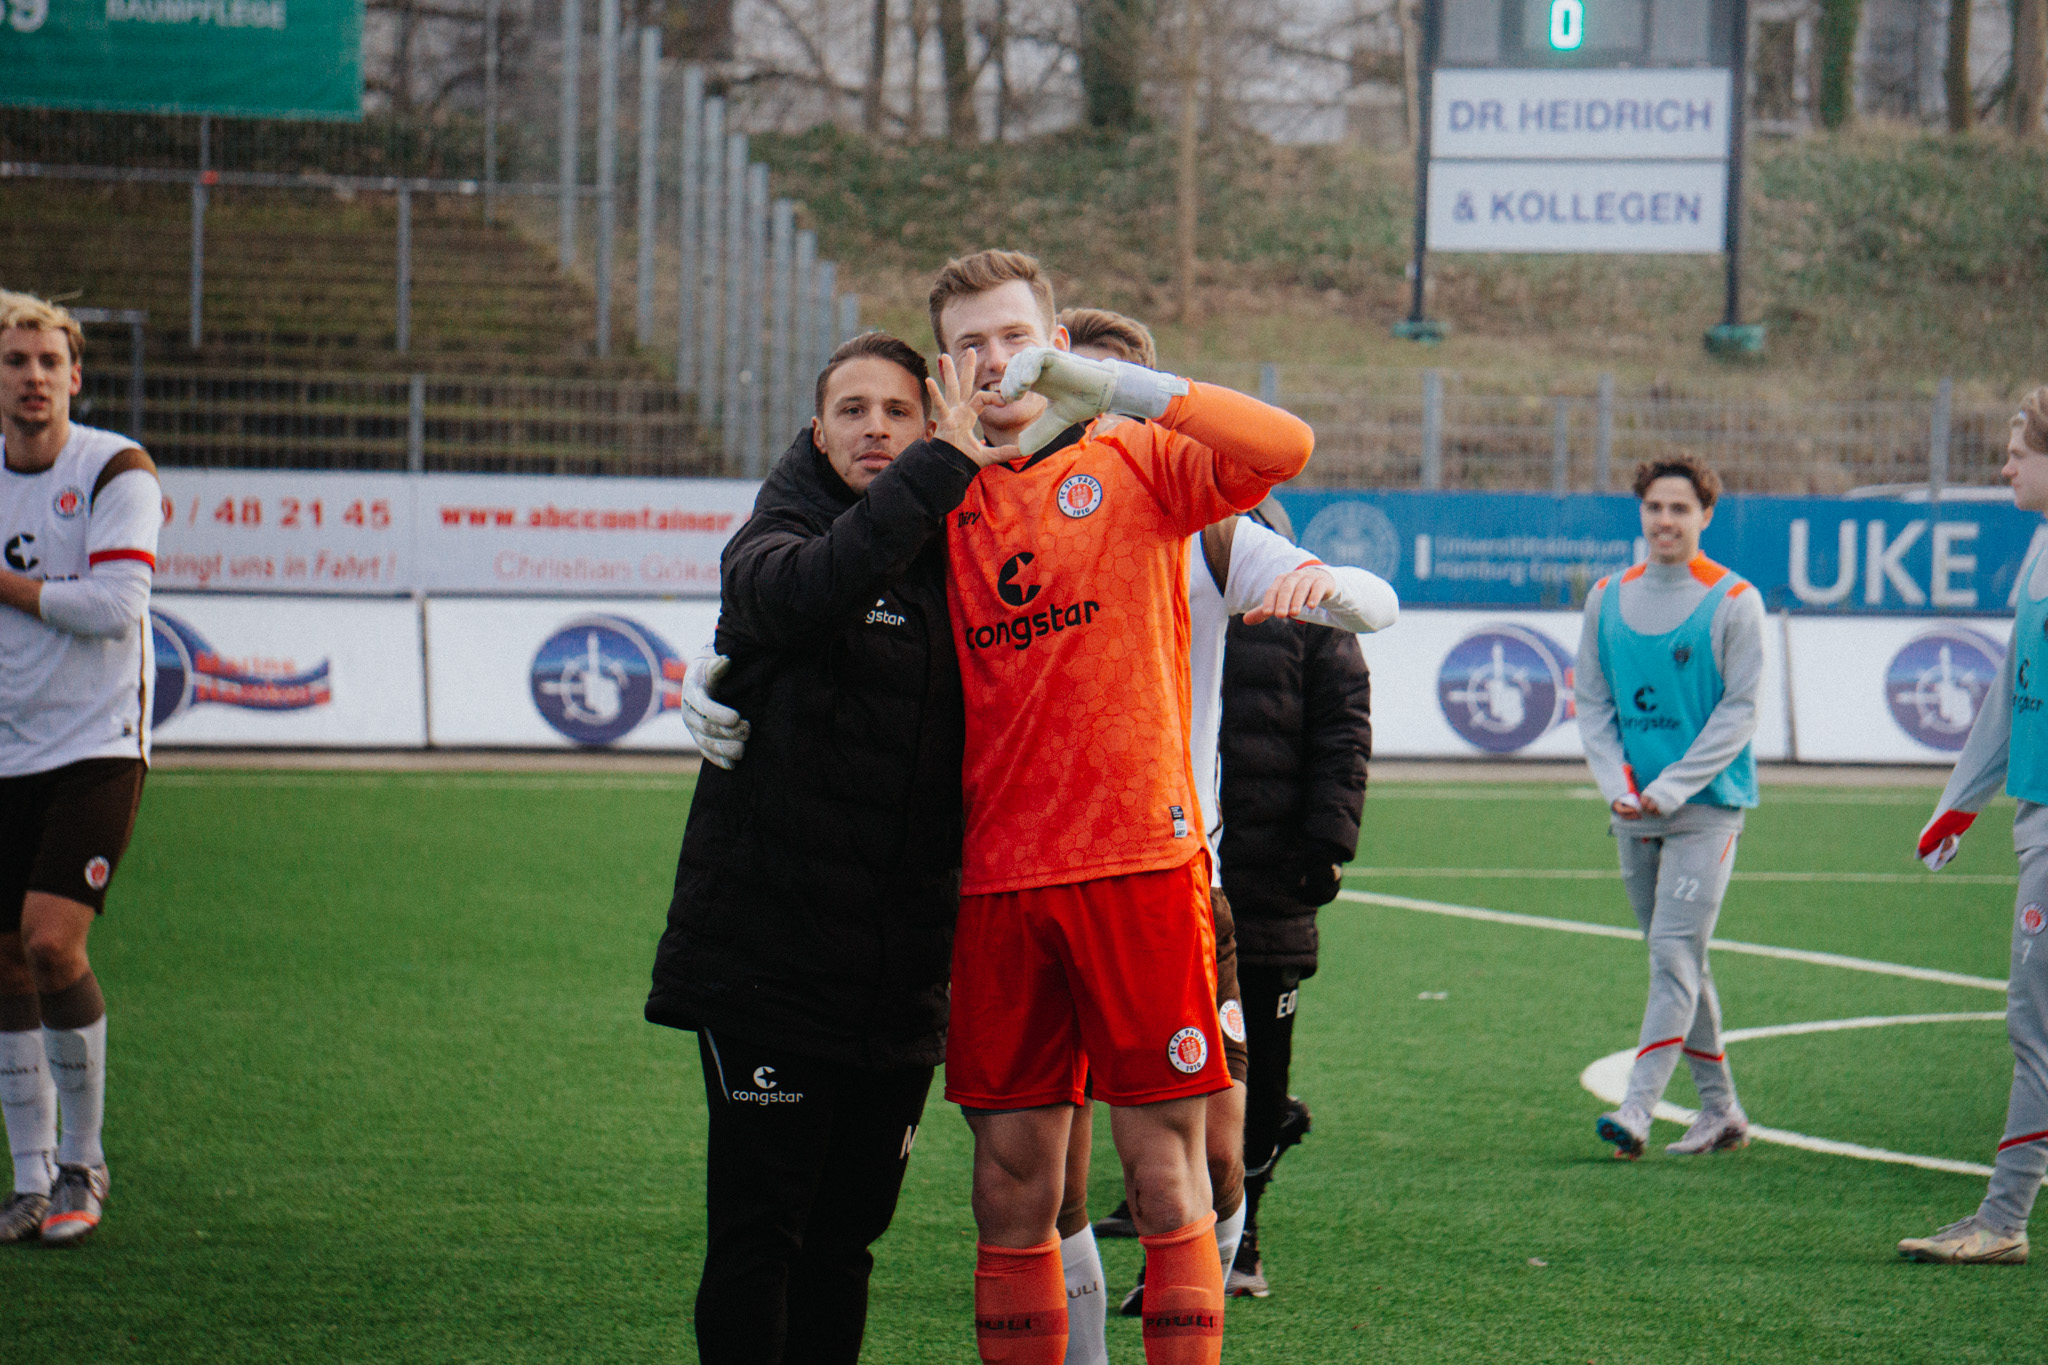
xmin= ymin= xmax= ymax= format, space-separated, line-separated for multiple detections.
xmin=947 ymin=381 xmax=1313 ymax=895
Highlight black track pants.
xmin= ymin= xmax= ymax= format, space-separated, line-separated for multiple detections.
xmin=1238 ymin=964 xmax=1302 ymax=1232
xmin=694 ymin=1030 xmax=933 ymax=1365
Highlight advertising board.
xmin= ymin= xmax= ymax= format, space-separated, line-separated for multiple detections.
xmin=422 ymin=598 xmax=720 ymax=750
xmin=0 ymin=0 xmax=362 ymax=119
xmin=156 ymin=470 xmax=758 ymax=598
xmin=1277 ymin=489 xmax=2046 ymax=615
xmin=149 ymin=593 xmax=425 ymax=747
xmin=1355 ymin=608 xmax=1791 ymax=762
xmin=1784 ymin=615 xmax=2013 ymax=764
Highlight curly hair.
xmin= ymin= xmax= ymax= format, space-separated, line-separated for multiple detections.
xmin=2013 ymin=385 xmax=2048 ymax=457
xmin=1631 ymin=452 xmax=1722 ymax=509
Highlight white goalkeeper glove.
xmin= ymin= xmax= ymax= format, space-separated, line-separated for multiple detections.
xmin=1000 ymin=347 xmax=1190 ymax=455
xmin=681 ymin=651 xmax=749 ymax=769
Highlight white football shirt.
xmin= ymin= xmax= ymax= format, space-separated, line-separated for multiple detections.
xmin=0 ymin=423 xmax=161 ymax=776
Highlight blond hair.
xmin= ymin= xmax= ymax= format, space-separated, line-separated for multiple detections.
xmin=1057 ymin=307 xmax=1157 ymax=368
xmin=2014 ymin=386 xmax=2048 ymax=457
xmin=927 ymin=249 xmax=1055 ymax=352
xmin=0 ymin=291 xmax=84 ymax=366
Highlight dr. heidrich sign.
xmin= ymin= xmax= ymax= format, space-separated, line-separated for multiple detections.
xmin=1427 ymin=68 xmax=1731 ymax=254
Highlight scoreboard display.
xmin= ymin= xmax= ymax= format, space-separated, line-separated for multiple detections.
xmin=1405 ymin=0 xmax=1763 ymax=349
xmin=1439 ymin=0 xmax=1738 ymax=68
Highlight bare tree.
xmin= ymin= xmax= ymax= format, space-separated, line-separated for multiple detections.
xmin=1174 ymin=0 xmax=1202 ymax=320
xmin=1945 ymin=0 xmax=1973 ymax=131
xmin=937 ymin=0 xmax=976 ymax=137
xmin=2017 ymin=0 xmax=2048 ymax=136
xmin=865 ymin=0 xmax=890 ymax=132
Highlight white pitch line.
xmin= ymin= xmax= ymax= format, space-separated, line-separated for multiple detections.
xmin=150 ymin=773 xmax=689 ymax=792
xmin=1336 ymin=889 xmax=2010 ymax=992
xmin=1348 ymin=867 xmax=2018 ymax=886
xmin=1579 ymin=1014 xmax=2011 ymax=1179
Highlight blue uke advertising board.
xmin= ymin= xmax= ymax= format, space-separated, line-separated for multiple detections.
xmin=1274 ymin=489 xmax=2046 ymax=615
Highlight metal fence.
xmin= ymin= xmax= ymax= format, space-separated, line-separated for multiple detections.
xmin=6 ymin=50 xmax=865 ymax=477
xmin=1178 ymin=364 xmax=2015 ymax=496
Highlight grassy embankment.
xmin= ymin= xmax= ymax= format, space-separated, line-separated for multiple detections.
xmin=747 ymin=125 xmax=2047 ymax=403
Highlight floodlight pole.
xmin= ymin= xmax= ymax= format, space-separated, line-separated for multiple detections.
xmin=1395 ymin=0 xmax=1444 ymax=343
xmin=1705 ymin=0 xmax=1765 ymax=356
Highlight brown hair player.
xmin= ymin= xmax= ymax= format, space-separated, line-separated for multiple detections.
xmin=1574 ymin=451 xmax=1765 ymax=1162
xmin=924 ymin=249 xmax=1313 ymax=1365
xmin=0 ymin=291 xmax=163 ymax=1245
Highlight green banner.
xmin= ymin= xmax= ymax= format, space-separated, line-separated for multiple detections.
xmin=0 ymin=0 xmax=361 ymax=120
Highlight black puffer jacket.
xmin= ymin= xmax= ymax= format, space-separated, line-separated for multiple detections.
xmin=1217 ymin=612 xmax=1372 ymax=975
xmin=646 ymin=430 xmax=980 ymax=1069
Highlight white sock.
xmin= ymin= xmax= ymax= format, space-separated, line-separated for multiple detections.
xmin=1215 ymin=1197 xmax=1247 ymax=1280
xmin=44 ymin=1017 xmax=106 ymax=1170
xmin=1061 ymin=1225 xmax=1109 ymax=1365
xmin=0 ymin=1030 xmax=56 ymax=1195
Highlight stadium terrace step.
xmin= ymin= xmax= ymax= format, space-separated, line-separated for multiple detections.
xmin=75 ymin=367 xmax=712 ymax=475
xmin=1 ymin=180 xmax=684 ymax=392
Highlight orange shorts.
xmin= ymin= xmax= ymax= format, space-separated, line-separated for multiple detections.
xmin=944 ymin=856 xmax=1231 ymax=1110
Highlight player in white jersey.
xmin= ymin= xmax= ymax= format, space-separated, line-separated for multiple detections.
xmin=0 ymin=292 xmax=162 ymax=1246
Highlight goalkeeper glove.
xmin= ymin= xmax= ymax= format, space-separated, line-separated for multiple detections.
xmin=681 ymin=651 xmax=750 ymax=769
xmin=1917 ymin=808 xmax=1975 ymax=871
xmin=1000 ymin=347 xmax=1190 ymax=455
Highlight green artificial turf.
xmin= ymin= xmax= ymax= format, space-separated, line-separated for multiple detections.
xmin=3 ymin=772 xmax=2037 ymax=1362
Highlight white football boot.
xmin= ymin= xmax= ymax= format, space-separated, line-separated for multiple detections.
xmin=1898 ymin=1215 xmax=2029 ymax=1265
xmin=1596 ymin=1105 xmax=1650 ymax=1161
xmin=1665 ymin=1108 xmax=1751 ymax=1155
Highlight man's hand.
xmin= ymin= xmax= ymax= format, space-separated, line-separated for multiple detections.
xmin=681 ymin=652 xmax=750 ymax=770
xmin=926 ymin=351 xmax=1018 ymax=469
xmin=1611 ymin=793 xmax=1661 ymax=820
xmin=1918 ymin=808 xmax=1975 ymax=871
xmin=1243 ymin=566 xmax=1335 ymax=625
xmin=1000 ymin=347 xmax=1191 ymax=455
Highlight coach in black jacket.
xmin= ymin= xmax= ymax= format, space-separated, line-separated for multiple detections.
xmin=647 ymin=334 xmax=999 ymax=1365
xmin=1217 ymin=497 xmax=1372 ymax=1291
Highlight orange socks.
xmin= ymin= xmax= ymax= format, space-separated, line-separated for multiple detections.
xmin=974 ymin=1238 xmax=1068 ymax=1363
xmin=1138 ymin=1212 xmax=1224 ymax=1365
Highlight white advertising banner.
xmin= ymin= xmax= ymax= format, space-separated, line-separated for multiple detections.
xmin=1431 ymin=68 xmax=1733 ymax=161
xmin=1785 ymin=615 xmax=2013 ymax=764
xmin=414 ymin=475 xmax=756 ymax=596
xmin=158 ymin=470 xmax=414 ymax=594
xmin=1357 ymin=609 xmax=1790 ymax=762
xmin=150 ymin=594 xmax=427 ymax=747
xmin=1426 ymin=158 xmax=1727 ymax=254
xmin=155 ymin=470 xmax=760 ymax=597
xmin=423 ymin=597 xmax=721 ymax=749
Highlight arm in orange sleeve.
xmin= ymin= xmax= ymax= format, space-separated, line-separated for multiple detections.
xmin=1158 ymin=382 xmax=1314 ymax=524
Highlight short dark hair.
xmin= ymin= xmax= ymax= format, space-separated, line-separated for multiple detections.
xmin=814 ymin=331 xmax=931 ymax=418
xmin=1632 ymin=452 xmax=1722 ymax=509
xmin=1057 ymin=307 xmax=1156 ymax=367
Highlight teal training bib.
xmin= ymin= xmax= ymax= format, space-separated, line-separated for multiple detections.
xmin=2008 ymin=543 xmax=2048 ymax=804
xmin=1595 ymin=569 xmax=1759 ymax=810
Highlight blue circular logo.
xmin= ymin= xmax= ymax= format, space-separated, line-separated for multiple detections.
xmin=149 ymin=610 xmax=199 ymax=729
xmin=530 ymin=615 xmax=681 ymax=746
xmin=1302 ymin=500 xmax=1400 ymax=580
xmin=1438 ymin=625 xmax=1575 ymax=753
xmin=1885 ymin=628 xmax=2003 ymax=752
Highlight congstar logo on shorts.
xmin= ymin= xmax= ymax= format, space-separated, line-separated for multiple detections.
xmin=733 ymin=1064 xmax=803 ymax=1105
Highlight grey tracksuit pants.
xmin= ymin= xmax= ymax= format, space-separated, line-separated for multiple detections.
xmin=1979 ymin=843 xmax=2048 ymax=1233
xmin=1614 ymin=806 xmax=1745 ymax=1118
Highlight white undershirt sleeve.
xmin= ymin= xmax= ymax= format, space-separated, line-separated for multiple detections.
xmin=38 ymin=467 xmax=160 ymax=640
xmin=1220 ymin=519 xmax=1399 ymax=633
xmin=1930 ymin=637 xmax=2013 ymax=824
